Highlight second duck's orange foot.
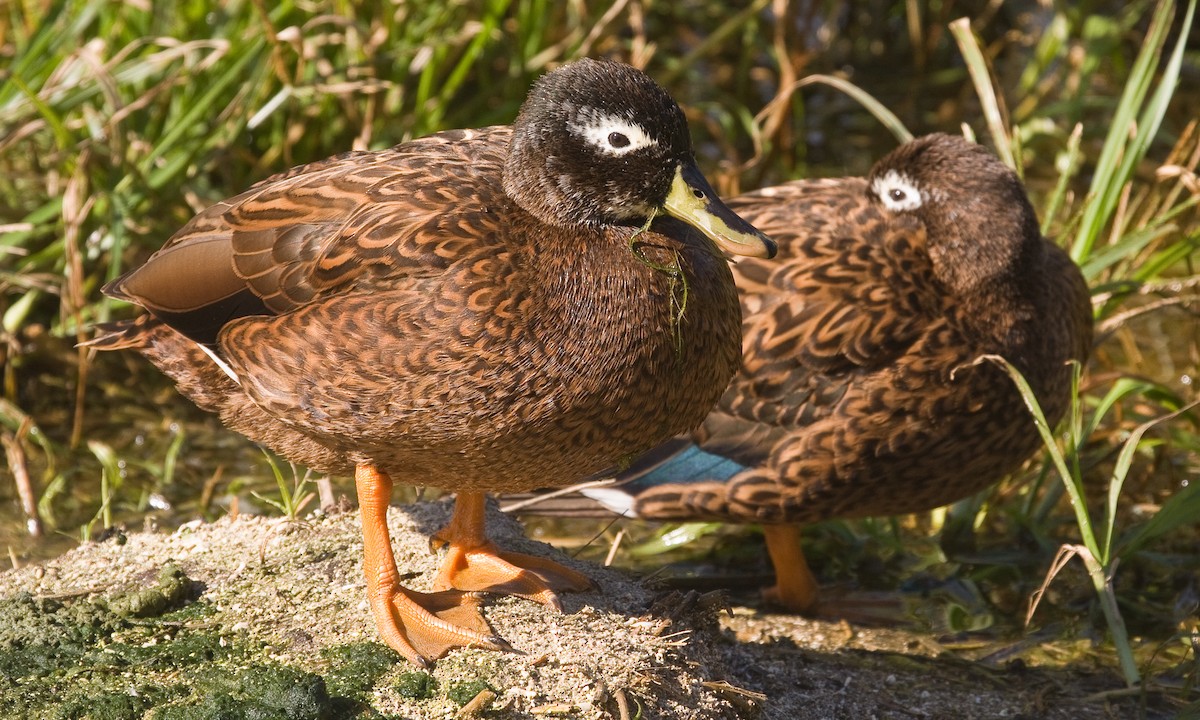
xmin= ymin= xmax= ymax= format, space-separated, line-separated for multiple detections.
xmin=433 ymin=491 xmax=594 ymax=609
xmin=760 ymin=523 xmax=909 ymax=625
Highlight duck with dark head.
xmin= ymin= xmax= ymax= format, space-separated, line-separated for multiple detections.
xmin=583 ymin=133 xmax=1093 ymax=614
xmin=88 ymin=58 xmax=775 ymax=666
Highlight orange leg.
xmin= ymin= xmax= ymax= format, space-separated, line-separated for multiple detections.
xmin=432 ymin=491 xmax=594 ymax=609
xmin=762 ymin=523 xmax=912 ymax=623
xmin=356 ymin=464 xmax=512 ymax=666
xmin=761 ymin=524 xmax=819 ymax=613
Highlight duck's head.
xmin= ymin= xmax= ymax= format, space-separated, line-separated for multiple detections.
xmin=866 ymin=133 xmax=1041 ymax=292
xmin=504 ymin=57 xmax=775 ymax=259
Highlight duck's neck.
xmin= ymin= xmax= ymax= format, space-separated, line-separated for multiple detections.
xmin=524 ymin=224 xmax=684 ymax=329
xmin=505 ymin=220 xmax=741 ymax=457
xmin=955 ymin=238 xmax=1044 ymax=358
xmin=521 ymin=221 xmax=738 ymax=377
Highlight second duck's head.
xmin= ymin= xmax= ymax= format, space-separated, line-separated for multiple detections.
xmin=504 ymin=57 xmax=775 ymax=259
xmin=866 ymin=133 xmax=1041 ymax=292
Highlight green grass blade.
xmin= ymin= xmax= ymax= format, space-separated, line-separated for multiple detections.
xmin=1083 ymin=378 xmax=1157 ymax=442
xmin=6 ymin=74 xmax=72 ymax=150
xmin=1080 ymin=225 xmax=1175 ymax=281
xmin=139 ymin=38 xmax=266 ymax=179
xmin=1041 ymin=123 xmax=1083 ymax=236
xmin=1103 ymin=401 xmax=1198 ymax=560
xmin=1080 ymin=197 xmax=1200 ymax=281
xmin=2 ymin=289 xmax=41 ymax=335
xmin=949 ymin=17 xmax=1014 ymax=170
xmin=1117 ymin=439 xmax=1200 ymax=557
xmin=0 ymin=0 xmax=74 ymax=106
xmin=1016 ymin=12 xmax=1069 ymax=100
xmin=664 ymin=0 xmax=772 ymax=86
xmin=629 ymin=522 xmax=724 ymax=557
xmin=1131 ymin=227 xmax=1200 ymax=282
xmin=160 ymin=425 xmax=186 ymax=490
xmin=989 ymin=354 xmax=1150 ymax=686
xmin=87 ymin=439 xmax=123 ymax=531
xmin=1071 ymin=0 xmax=1195 ymax=262
xmin=983 ymin=355 xmax=1099 ymax=556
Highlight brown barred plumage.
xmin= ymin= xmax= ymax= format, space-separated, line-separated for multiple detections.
xmin=87 ymin=59 xmax=774 ymax=665
xmin=620 ymin=134 xmax=1094 ymax=611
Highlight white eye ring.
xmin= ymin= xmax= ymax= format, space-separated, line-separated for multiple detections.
xmin=872 ymin=170 xmax=924 ymax=212
xmin=569 ymin=108 xmax=658 ymax=156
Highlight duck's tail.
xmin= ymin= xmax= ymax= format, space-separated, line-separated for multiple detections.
xmin=78 ymin=315 xmax=157 ymax=350
xmin=504 ymin=438 xmax=748 ymax=521
xmin=80 ymin=315 xmax=240 ymax=416
xmin=81 ymin=314 xmax=349 ymax=474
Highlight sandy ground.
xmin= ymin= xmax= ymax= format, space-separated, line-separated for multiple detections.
xmin=0 ymin=500 xmax=1159 ymax=719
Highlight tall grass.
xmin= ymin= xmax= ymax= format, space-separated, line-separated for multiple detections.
xmin=950 ymin=0 xmax=1199 ymax=688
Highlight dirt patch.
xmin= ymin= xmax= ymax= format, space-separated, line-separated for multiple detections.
xmin=0 ymin=501 xmax=1163 ymax=718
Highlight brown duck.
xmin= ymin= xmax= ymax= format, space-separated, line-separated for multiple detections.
xmin=87 ymin=58 xmax=775 ymax=666
xmin=582 ymin=133 xmax=1093 ymax=612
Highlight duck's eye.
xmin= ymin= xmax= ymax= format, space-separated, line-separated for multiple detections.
xmin=569 ymin=109 xmax=658 ymax=156
xmin=871 ymin=170 xmax=924 ymax=212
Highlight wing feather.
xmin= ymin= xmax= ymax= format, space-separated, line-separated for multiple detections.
xmin=104 ymin=127 xmax=513 ymax=342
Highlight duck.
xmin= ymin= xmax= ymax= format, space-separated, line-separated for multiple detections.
xmin=579 ymin=133 xmax=1093 ymax=613
xmin=86 ymin=57 xmax=776 ymax=666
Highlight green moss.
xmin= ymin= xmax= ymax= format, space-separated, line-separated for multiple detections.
xmin=447 ymin=678 xmax=494 ymax=706
xmin=0 ymin=567 xmax=400 ymax=718
xmin=393 ymin=670 xmax=437 ymax=699
xmin=158 ymin=599 xmax=218 ymax=622
xmin=154 ymin=665 xmax=335 ymax=720
xmin=100 ymin=628 xmax=237 ymax=670
xmin=319 ymin=642 xmax=399 ymax=699
xmin=53 ymin=691 xmax=162 ymax=720
xmin=107 ymin=563 xmax=194 ymax=618
xmin=0 ymin=566 xmax=239 ymax=717
xmin=0 ymin=592 xmax=123 ymax=650
xmin=0 ymin=591 xmax=127 ymax=705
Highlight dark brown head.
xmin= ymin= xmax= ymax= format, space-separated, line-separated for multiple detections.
xmin=865 ymin=133 xmax=1041 ymax=293
xmin=503 ymin=58 xmax=774 ymax=259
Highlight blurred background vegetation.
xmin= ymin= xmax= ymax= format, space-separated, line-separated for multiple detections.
xmin=1 ymin=0 xmax=1197 ymax=704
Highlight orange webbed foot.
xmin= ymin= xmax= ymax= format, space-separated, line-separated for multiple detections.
xmin=433 ymin=491 xmax=594 ymax=609
xmin=760 ymin=524 xmax=911 ymax=624
xmin=433 ymin=542 xmax=595 ymax=609
xmin=366 ymin=582 xmax=515 ymax=667
xmin=357 ymin=464 xmax=519 ymax=666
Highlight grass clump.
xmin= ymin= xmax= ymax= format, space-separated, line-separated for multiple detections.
xmin=940 ymin=0 xmax=1199 ymax=689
